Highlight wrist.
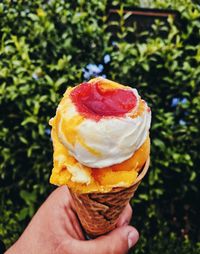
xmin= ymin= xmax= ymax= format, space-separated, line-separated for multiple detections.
xmin=5 ymin=239 xmax=24 ymax=254
xmin=5 ymin=230 xmax=38 ymax=254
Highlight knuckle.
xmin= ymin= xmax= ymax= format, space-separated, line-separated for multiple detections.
xmin=108 ymin=242 xmax=125 ymax=254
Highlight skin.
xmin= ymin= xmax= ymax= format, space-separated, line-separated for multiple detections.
xmin=6 ymin=186 xmax=139 ymax=254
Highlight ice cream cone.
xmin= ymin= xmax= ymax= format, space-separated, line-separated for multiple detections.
xmin=70 ymin=157 xmax=150 ymax=238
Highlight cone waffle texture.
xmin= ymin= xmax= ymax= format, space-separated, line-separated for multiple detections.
xmin=70 ymin=157 xmax=150 ymax=238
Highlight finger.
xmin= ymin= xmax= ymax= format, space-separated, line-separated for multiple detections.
xmin=66 ymin=208 xmax=85 ymax=240
xmin=117 ymin=204 xmax=133 ymax=227
xmin=51 ymin=186 xmax=84 ymax=240
xmin=67 ymin=226 xmax=139 ymax=254
xmin=46 ymin=185 xmax=72 ymax=208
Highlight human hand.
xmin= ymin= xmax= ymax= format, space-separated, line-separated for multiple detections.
xmin=6 ymin=186 xmax=139 ymax=254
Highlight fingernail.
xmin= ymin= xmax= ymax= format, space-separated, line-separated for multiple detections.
xmin=128 ymin=230 xmax=139 ymax=248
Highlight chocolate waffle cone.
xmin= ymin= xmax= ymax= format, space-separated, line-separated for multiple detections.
xmin=70 ymin=157 xmax=150 ymax=238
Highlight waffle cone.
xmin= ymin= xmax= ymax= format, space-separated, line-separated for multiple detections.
xmin=70 ymin=157 xmax=150 ymax=238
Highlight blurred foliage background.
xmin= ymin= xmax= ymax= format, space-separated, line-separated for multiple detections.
xmin=0 ymin=0 xmax=200 ymax=253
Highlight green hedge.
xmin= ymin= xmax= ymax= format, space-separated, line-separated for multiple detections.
xmin=0 ymin=0 xmax=200 ymax=252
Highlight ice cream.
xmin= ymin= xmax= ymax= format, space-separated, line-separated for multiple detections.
xmin=50 ymin=77 xmax=151 ymax=193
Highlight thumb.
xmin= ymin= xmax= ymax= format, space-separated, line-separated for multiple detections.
xmin=69 ymin=226 xmax=139 ymax=254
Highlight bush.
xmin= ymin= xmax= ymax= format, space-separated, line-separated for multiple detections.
xmin=0 ymin=0 xmax=199 ymax=252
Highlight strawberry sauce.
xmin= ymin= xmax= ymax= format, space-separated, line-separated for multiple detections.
xmin=70 ymin=82 xmax=137 ymax=120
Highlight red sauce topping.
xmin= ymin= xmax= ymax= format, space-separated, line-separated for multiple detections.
xmin=91 ymin=169 xmax=104 ymax=183
xmin=70 ymin=82 xmax=137 ymax=120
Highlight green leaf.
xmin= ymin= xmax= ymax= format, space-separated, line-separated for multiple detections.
xmin=18 ymin=208 xmax=29 ymax=221
xmin=153 ymin=139 xmax=166 ymax=151
xmin=19 ymin=136 xmax=28 ymax=145
xmin=21 ymin=117 xmax=37 ymax=126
